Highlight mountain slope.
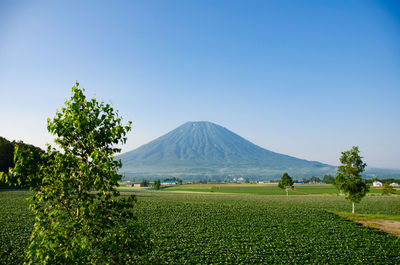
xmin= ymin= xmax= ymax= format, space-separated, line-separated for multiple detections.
xmin=119 ymin=121 xmax=335 ymax=180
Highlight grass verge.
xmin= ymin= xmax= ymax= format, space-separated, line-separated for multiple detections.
xmin=331 ymin=210 xmax=400 ymax=237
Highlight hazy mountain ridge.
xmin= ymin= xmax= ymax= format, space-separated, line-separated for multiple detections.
xmin=118 ymin=121 xmax=336 ymax=180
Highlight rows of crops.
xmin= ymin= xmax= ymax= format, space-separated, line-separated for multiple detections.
xmin=1 ymin=191 xmax=400 ymax=264
xmin=132 ymin=193 xmax=400 ymax=263
xmin=0 ymin=191 xmax=34 ymax=265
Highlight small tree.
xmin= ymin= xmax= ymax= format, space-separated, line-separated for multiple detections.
xmin=141 ymin=179 xmax=150 ymax=187
xmin=9 ymin=82 xmax=149 ymax=264
xmin=334 ymin=146 xmax=368 ymax=214
xmin=0 ymin=138 xmax=45 ymax=188
xmin=310 ymin=176 xmax=321 ymax=184
xmin=154 ymin=179 xmax=161 ymax=190
xmin=322 ymin=174 xmax=335 ymax=184
xmin=278 ymin=172 xmax=294 ymax=197
xmin=382 ymin=182 xmax=396 ymax=195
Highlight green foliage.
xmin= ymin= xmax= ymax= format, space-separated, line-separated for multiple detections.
xmin=153 ymin=179 xmax=161 ymax=190
xmin=141 ymin=179 xmax=150 ymax=187
xmin=6 ymin=145 xmax=44 ymax=189
xmin=309 ymin=176 xmax=321 ymax=183
xmin=0 ymin=137 xmax=44 ymax=188
xmin=9 ymin=83 xmax=149 ymax=264
xmin=335 ymin=146 xmax=369 ymax=213
xmin=278 ymin=172 xmax=294 ymax=196
xmin=278 ymin=172 xmax=294 ymax=189
xmin=323 ymin=174 xmax=335 ymax=184
xmin=382 ymin=183 xmax=396 ymax=195
xmin=0 ymin=137 xmax=14 ymax=174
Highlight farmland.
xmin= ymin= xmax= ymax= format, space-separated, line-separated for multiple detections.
xmin=158 ymin=183 xmax=400 ymax=195
xmin=160 ymin=183 xmax=339 ymax=195
xmin=1 ymin=190 xmax=400 ymax=264
xmin=0 ymin=191 xmax=34 ymax=265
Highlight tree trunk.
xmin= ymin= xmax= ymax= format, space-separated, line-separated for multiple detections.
xmin=352 ymin=201 xmax=355 ymax=214
xmin=286 ymin=188 xmax=288 ymax=197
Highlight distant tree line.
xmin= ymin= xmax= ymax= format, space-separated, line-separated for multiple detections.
xmin=153 ymin=179 xmax=161 ymax=190
xmin=0 ymin=136 xmax=44 ymax=188
xmin=365 ymin=178 xmax=400 ymax=184
xmin=140 ymin=179 xmax=151 ymax=187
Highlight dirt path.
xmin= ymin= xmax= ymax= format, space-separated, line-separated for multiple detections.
xmin=351 ymin=218 xmax=400 ymax=237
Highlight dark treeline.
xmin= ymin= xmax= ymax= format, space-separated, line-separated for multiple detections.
xmin=0 ymin=136 xmax=44 ymax=188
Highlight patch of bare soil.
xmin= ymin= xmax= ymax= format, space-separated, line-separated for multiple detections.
xmin=353 ymin=218 xmax=400 ymax=237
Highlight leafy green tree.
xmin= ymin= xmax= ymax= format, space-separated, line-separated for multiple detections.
xmin=382 ymin=182 xmax=396 ymax=195
xmin=9 ymin=82 xmax=149 ymax=264
xmin=323 ymin=174 xmax=335 ymax=184
xmin=334 ymin=146 xmax=368 ymax=214
xmin=0 ymin=137 xmax=14 ymax=174
xmin=310 ymin=176 xmax=320 ymax=184
xmin=278 ymin=172 xmax=294 ymax=197
xmin=0 ymin=137 xmax=44 ymax=188
xmin=154 ymin=179 xmax=161 ymax=190
xmin=141 ymin=179 xmax=150 ymax=187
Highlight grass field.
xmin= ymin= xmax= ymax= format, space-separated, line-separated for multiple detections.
xmin=156 ymin=183 xmax=400 ymax=196
xmin=1 ymin=189 xmax=400 ymax=264
xmin=162 ymin=183 xmax=339 ymax=195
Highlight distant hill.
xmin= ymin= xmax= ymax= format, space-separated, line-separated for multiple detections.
xmin=364 ymin=167 xmax=400 ymax=179
xmin=118 ymin=121 xmax=336 ymax=181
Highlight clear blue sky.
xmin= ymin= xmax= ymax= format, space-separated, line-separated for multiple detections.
xmin=1 ymin=0 xmax=399 ymax=169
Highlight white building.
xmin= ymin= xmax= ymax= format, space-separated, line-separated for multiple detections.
xmin=390 ymin=182 xmax=399 ymax=187
xmin=372 ymin=181 xmax=383 ymax=187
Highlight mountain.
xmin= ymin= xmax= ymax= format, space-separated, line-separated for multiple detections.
xmin=118 ymin=121 xmax=337 ymax=181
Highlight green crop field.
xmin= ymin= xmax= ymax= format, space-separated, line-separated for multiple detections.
xmin=159 ymin=183 xmax=398 ymax=196
xmin=1 ymin=190 xmax=400 ymax=264
xmin=133 ymin=193 xmax=400 ymax=263
xmin=0 ymin=191 xmax=34 ymax=265
xmin=162 ymin=183 xmax=339 ymax=195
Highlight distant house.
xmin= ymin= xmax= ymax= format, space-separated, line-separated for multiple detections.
xmin=372 ymin=181 xmax=383 ymax=187
xmin=131 ymin=182 xmax=141 ymax=188
xmin=161 ymin=180 xmax=177 ymax=186
xmin=390 ymin=183 xmax=399 ymax=187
